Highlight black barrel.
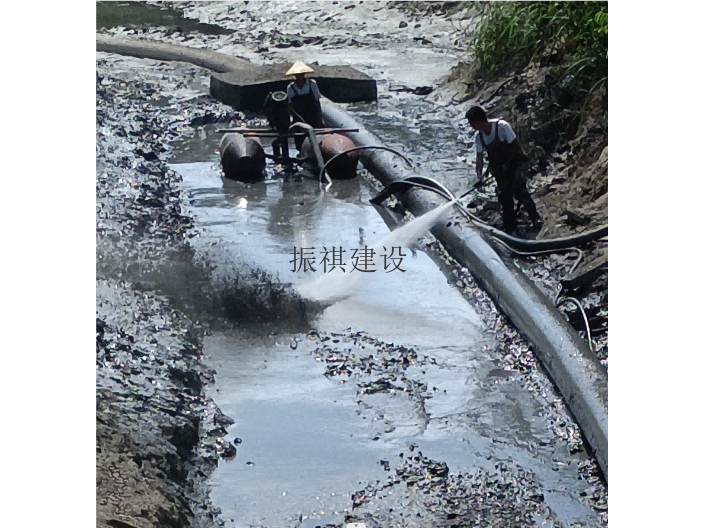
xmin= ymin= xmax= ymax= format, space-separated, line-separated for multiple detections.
xmin=219 ymin=133 xmax=266 ymax=183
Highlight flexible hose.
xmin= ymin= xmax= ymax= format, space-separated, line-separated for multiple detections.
xmin=490 ymin=237 xmax=583 ymax=275
xmin=371 ymin=176 xmax=455 ymax=205
xmin=369 ymin=177 xmax=497 ymax=226
xmin=481 ymin=222 xmax=607 ymax=251
xmin=556 ymin=296 xmax=594 ymax=352
xmin=289 ymin=122 xmax=332 ymax=190
xmin=370 ymin=176 xmax=607 ymax=251
xmin=369 ymin=177 xmax=456 ymax=205
xmin=377 ymin=180 xmax=493 ymax=229
xmin=318 ymin=145 xmax=414 ymax=186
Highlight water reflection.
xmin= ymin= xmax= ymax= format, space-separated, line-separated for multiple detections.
xmin=220 ymin=178 xmax=268 ymax=209
xmin=265 ymin=179 xmax=363 ymax=244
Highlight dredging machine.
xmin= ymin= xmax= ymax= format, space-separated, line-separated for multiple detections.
xmin=218 ymin=90 xmax=360 ymax=185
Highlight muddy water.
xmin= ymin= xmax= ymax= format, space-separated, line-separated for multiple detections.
xmin=169 ymin=156 xmax=598 ymax=527
xmin=349 ymin=97 xmax=475 ymax=189
xmin=96 ymin=1 xmax=233 ymax=35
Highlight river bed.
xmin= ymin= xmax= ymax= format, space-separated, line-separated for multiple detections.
xmin=97 ymin=2 xmax=607 ymax=527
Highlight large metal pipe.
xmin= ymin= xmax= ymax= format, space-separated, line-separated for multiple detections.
xmin=97 ymin=35 xmax=253 ymax=73
xmin=320 ymin=97 xmax=608 ymax=482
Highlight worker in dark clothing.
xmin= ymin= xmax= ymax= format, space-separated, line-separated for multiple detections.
xmin=465 ymin=105 xmax=542 ymax=234
xmin=263 ymin=90 xmax=291 ymax=163
xmin=285 ymin=61 xmax=324 ymax=152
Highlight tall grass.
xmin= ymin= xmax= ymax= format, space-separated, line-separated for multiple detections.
xmin=472 ymin=2 xmax=607 ymax=93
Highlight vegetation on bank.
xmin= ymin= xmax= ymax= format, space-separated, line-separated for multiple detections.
xmin=470 ymin=1 xmax=607 ymax=130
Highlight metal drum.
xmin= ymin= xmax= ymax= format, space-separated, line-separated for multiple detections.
xmin=320 ymin=133 xmax=359 ymax=180
xmin=219 ymin=133 xmax=266 ymax=183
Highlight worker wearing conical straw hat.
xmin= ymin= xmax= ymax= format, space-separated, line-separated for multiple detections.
xmin=286 ymin=61 xmax=324 ymax=152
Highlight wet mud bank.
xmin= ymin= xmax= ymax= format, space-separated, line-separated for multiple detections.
xmin=96 ymin=61 xmax=223 ymax=528
xmin=97 ymin=280 xmax=225 ymax=528
xmin=445 ymin=39 xmax=609 ymax=366
xmin=96 ymin=57 xmax=310 ymax=527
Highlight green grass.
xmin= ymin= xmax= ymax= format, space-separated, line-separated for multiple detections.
xmin=471 ymin=1 xmax=607 ymax=94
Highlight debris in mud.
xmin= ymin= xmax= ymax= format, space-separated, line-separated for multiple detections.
xmin=578 ymin=458 xmax=609 ymax=524
xmin=342 ymin=452 xmax=557 ymax=528
xmin=388 ymin=84 xmax=434 ymax=96
xmin=220 ymin=443 xmax=238 ymax=459
xmin=309 ymin=330 xmax=436 ymax=448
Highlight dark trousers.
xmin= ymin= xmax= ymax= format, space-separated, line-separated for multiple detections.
xmin=272 ymin=135 xmax=290 ymax=162
xmin=293 ymin=127 xmax=306 ymax=152
xmin=494 ymin=161 xmax=540 ymax=232
xmin=290 ymin=98 xmax=321 ymax=153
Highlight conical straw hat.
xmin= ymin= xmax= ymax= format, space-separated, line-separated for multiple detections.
xmin=286 ymin=61 xmax=315 ymax=76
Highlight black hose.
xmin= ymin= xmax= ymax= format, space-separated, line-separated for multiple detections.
xmin=369 ymin=176 xmax=455 ymax=205
xmin=374 ymin=180 xmax=493 ymax=230
xmin=490 ymin=237 xmax=583 ymax=275
xmin=319 ymin=145 xmax=413 ymax=185
xmin=484 ymin=223 xmax=608 ymax=252
xmin=370 ymin=176 xmax=608 ymax=251
xmin=370 ymin=177 xmax=491 ymax=225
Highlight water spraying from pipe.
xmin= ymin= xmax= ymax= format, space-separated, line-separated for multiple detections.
xmin=295 ymin=199 xmax=456 ymax=303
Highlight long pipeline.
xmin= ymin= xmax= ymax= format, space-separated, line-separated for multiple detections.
xmin=96 ymin=35 xmax=253 ymax=73
xmin=320 ymin=97 xmax=608 ymax=482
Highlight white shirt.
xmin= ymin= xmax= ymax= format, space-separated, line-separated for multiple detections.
xmin=287 ymin=79 xmax=321 ymax=101
xmin=475 ymin=120 xmax=517 ymax=154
